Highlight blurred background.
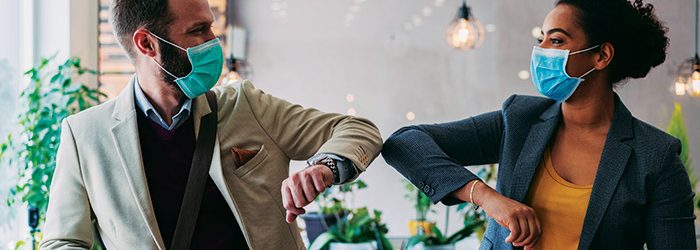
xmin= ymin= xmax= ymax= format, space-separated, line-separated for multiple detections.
xmin=0 ymin=0 xmax=699 ymax=249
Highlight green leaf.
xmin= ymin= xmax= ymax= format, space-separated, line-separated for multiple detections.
xmin=446 ymin=218 xmax=483 ymax=244
xmin=666 ymin=103 xmax=698 ymax=208
xmin=1 ymin=55 xmax=104 ymax=231
xmin=309 ymin=232 xmax=338 ymax=250
xmin=430 ymin=224 xmax=444 ymax=241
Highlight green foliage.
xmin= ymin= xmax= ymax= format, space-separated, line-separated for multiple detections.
xmin=405 ymin=215 xmax=484 ymax=247
xmin=0 ymin=55 xmax=106 ymax=226
xmin=666 ymin=103 xmax=698 ymax=208
xmin=316 ymin=179 xmax=368 ymax=215
xmin=402 ymin=179 xmax=434 ymax=221
xmin=309 ymin=207 xmax=393 ymax=250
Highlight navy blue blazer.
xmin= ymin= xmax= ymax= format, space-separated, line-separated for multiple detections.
xmin=383 ymin=94 xmax=696 ymax=250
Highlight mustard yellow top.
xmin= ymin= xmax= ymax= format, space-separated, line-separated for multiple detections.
xmin=525 ymin=148 xmax=593 ymax=250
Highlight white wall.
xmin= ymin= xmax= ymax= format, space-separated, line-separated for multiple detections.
xmin=232 ymin=0 xmax=700 ymax=240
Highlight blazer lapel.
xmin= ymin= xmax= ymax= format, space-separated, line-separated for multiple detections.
xmin=110 ymin=77 xmax=166 ymax=250
xmin=509 ymin=102 xmax=561 ymax=202
xmin=578 ymin=95 xmax=633 ymax=250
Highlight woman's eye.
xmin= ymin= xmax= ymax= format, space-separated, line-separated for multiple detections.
xmin=551 ymin=38 xmax=563 ymax=44
xmin=536 ymin=37 xmax=544 ymax=44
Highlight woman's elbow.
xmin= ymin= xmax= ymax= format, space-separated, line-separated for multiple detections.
xmin=382 ymin=126 xmax=422 ymax=161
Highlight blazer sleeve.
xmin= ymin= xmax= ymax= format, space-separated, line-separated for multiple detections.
xmin=644 ymin=139 xmax=696 ymax=249
xmin=240 ymin=81 xmax=382 ymax=172
xmin=40 ymin=119 xmax=93 ymax=250
xmin=382 ymin=95 xmax=514 ymax=205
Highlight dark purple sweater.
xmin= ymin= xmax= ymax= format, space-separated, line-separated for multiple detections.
xmin=136 ymin=109 xmax=248 ymax=249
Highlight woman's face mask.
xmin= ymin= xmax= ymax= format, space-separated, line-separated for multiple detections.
xmin=530 ymin=45 xmax=599 ymax=102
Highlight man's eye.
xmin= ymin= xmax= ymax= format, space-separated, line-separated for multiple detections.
xmin=190 ymin=27 xmax=205 ymax=34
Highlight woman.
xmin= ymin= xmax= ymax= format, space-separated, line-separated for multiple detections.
xmin=383 ymin=0 xmax=695 ymax=249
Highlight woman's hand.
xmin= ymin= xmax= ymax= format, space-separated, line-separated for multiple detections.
xmin=456 ymin=180 xmax=542 ymax=249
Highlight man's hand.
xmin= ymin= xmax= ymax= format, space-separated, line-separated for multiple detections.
xmin=281 ymin=165 xmax=334 ymax=223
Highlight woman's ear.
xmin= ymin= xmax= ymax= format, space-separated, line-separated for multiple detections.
xmin=594 ymin=42 xmax=614 ymax=70
xmin=133 ymin=28 xmax=158 ymax=58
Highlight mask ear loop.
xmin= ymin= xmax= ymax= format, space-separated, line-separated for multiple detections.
xmin=570 ymin=44 xmax=601 ymax=55
xmin=151 ymin=58 xmax=179 ymax=80
xmin=148 ymin=32 xmax=187 ymax=51
xmin=579 ymin=67 xmax=596 ymax=79
xmin=147 ymin=32 xmax=185 ymax=80
xmin=570 ymin=44 xmax=600 ymax=80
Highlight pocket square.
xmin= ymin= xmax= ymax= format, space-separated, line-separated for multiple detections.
xmin=231 ymin=146 xmax=259 ymax=168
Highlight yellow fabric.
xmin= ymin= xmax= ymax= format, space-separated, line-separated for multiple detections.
xmin=526 ymin=148 xmax=592 ymax=250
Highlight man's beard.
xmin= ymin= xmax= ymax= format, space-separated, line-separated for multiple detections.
xmin=158 ymin=38 xmax=192 ymax=95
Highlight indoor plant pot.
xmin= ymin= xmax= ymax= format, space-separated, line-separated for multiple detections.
xmin=408 ymin=220 xmax=435 ymax=236
xmin=408 ymin=243 xmax=455 ymax=250
xmin=329 ymin=241 xmax=378 ymax=250
xmin=301 ymin=211 xmax=346 ymax=244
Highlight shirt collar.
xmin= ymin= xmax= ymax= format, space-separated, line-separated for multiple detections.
xmin=133 ymin=77 xmax=192 ymax=129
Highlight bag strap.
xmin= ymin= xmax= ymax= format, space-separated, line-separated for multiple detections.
xmin=170 ymin=91 xmax=218 ymax=250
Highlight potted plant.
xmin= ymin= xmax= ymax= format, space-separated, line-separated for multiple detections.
xmin=402 ymin=179 xmax=435 ymax=236
xmin=0 ymin=56 xmax=106 ymax=249
xmin=405 ymin=214 xmax=484 ymax=250
xmin=666 ymin=103 xmax=699 ymax=209
xmin=302 ymin=179 xmax=368 ymax=244
xmin=309 ymin=207 xmax=393 ymax=250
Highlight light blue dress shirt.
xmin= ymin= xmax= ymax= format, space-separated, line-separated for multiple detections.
xmin=134 ymin=77 xmax=192 ymax=131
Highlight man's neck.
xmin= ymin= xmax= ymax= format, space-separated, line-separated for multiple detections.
xmin=136 ymin=71 xmax=184 ymax=125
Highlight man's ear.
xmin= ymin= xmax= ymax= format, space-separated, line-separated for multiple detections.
xmin=133 ymin=28 xmax=158 ymax=58
xmin=594 ymin=42 xmax=614 ymax=70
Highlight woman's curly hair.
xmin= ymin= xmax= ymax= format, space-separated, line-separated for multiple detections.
xmin=556 ymin=0 xmax=669 ymax=85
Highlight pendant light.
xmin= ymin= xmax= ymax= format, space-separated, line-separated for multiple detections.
xmin=445 ymin=0 xmax=484 ymax=50
xmin=674 ymin=0 xmax=700 ymax=97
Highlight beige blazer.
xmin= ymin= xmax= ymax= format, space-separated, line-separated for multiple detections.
xmin=40 ymin=77 xmax=382 ymax=250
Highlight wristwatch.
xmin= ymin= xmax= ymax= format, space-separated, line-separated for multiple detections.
xmin=307 ymin=154 xmax=340 ymax=184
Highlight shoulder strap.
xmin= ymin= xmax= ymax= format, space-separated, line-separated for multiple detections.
xmin=170 ymin=91 xmax=218 ymax=250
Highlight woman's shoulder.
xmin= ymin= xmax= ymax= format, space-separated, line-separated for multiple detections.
xmin=499 ymin=94 xmax=557 ymax=121
xmin=630 ymin=116 xmax=682 ymax=162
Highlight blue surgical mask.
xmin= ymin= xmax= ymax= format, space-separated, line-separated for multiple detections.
xmin=530 ymin=45 xmax=599 ymax=102
xmin=150 ymin=33 xmax=224 ymax=99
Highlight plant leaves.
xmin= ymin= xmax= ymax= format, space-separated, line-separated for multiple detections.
xmin=309 ymin=232 xmax=338 ymax=250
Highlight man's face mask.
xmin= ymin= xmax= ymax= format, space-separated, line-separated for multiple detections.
xmin=530 ymin=45 xmax=599 ymax=102
xmin=150 ymin=32 xmax=224 ymax=99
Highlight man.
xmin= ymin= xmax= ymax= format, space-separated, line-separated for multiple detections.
xmin=40 ymin=0 xmax=382 ymax=249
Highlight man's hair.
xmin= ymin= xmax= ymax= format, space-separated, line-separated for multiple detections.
xmin=110 ymin=0 xmax=173 ymax=59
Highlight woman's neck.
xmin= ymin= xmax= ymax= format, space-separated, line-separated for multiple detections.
xmin=561 ymin=84 xmax=615 ymax=131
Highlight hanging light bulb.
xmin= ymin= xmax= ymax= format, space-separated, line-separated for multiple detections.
xmin=675 ymin=77 xmax=688 ymax=96
xmin=673 ymin=0 xmax=700 ymax=98
xmin=689 ymin=57 xmax=700 ymax=96
xmin=445 ymin=0 xmax=484 ymax=50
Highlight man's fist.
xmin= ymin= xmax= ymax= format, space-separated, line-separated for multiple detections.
xmin=281 ymin=165 xmax=334 ymax=223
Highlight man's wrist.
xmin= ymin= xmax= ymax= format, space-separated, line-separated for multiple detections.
xmin=307 ymin=153 xmax=357 ymax=185
xmin=307 ymin=154 xmax=340 ymax=184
